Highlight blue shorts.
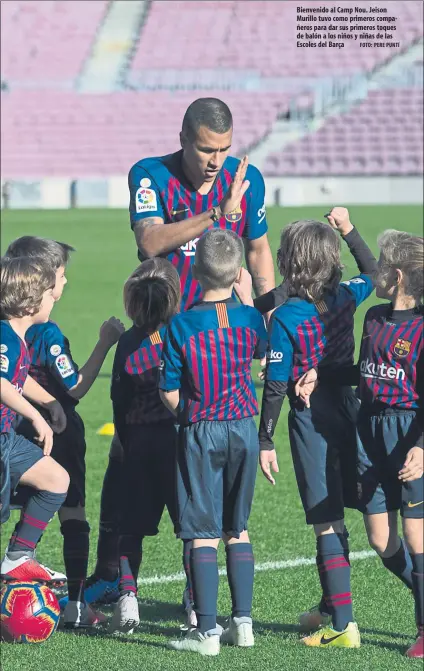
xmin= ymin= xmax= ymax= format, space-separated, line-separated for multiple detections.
xmin=13 ymin=409 xmax=86 ymax=509
xmin=176 ymin=418 xmax=259 ymax=539
xmin=357 ymin=409 xmax=423 ymax=519
xmin=1 ymin=429 xmax=44 ymax=523
xmin=119 ymin=422 xmax=178 ymax=537
xmin=288 ymin=385 xmax=359 ymax=525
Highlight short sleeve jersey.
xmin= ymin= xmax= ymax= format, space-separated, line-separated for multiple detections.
xmin=1 ymin=321 xmax=30 ymax=433
xmin=111 ymin=325 xmax=174 ymax=438
xmin=128 ymin=151 xmax=268 ymax=311
xmin=159 ymin=299 xmax=268 ymax=424
xmin=358 ymin=304 xmax=423 ymax=410
xmin=25 ymin=322 xmax=80 ymax=409
xmin=266 ymin=274 xmax=374 ymax=388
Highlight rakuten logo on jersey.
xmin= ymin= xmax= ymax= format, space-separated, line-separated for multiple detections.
xmin=268 ymin=349 xmax=283 ymax=363
xmin=360 ymin=358 xmax=405 ymax=381
xmin=180 ymin=238 xmax=199 ymax=257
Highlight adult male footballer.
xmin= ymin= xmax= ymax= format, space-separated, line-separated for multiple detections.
xmin=129 ymin=97 xmax=275 ymax=309
xmin=86 ymin=98 xmax=276 ymax=606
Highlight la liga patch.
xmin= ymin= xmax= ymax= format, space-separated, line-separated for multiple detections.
xmin=0 ymin=354 xmax=9 ymax=373
xmin=135 ymin=183 xmax=158 ymax=213
xmin=55 ymin=354 xmax=74 ymax=378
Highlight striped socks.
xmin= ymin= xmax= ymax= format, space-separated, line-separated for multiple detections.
xmin=317 ymin=533 xmax=353 ymax=631
xmin=8 ymin=490 xmax=66 ymax=554
xmin=118 ymin=556 xmax=137 ymax=596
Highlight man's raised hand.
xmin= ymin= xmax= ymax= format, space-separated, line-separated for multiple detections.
xmin=219 ymin=156 xmax=250 ymax=216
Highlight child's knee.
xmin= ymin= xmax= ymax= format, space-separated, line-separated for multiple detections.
xmin=45 ymin=461 xmax=70 ymax=493
xmin=367 ymin=528 xmax=398 ymax=556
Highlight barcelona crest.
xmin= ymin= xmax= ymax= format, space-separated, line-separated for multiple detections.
xmin=225 ymin=206 xmax=242 ymax=223
xmin=393 ymin=338 xmax=411 ymax=358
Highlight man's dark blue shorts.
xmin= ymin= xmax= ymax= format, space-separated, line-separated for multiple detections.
xmin=175 ymin=417 xmax=259 ymax=539
xmin=357 ymin=409 xmax=423 ymax=519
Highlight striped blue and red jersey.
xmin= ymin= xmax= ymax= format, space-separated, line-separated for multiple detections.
xmin=358 ymin=304 xmax=423 ymax=410
xmin=159 ymin=299 xmax=268 ymax=424
xmin=266 ymin=274 xmax=374 ymax=387
xmin=128 ymin=151 xmax=268 ymax=311
xmin=111 ymin=325 xmax=174 ymax=439
xmin=0 ymin=321 xmax=30 ymax=433
xmin=259 ymin=274 xmax=374 ymax=450
xmin=24 ymin=322 xmax=80 ymax=410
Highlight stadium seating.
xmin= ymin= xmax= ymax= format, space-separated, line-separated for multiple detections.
xmin=1 ymin=0 xmax=107 ymax=87
xmin=263 ymin=89 xmax=424 ymax=176
xmin=1 ymin=0 xmax=423 ymax=179
xmin=130 ymin=1 xmax=423 ymax=80
xmin=0 ymin=90 xmax=291 ymax=177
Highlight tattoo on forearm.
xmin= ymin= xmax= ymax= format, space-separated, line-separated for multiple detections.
xmin=137 ymin=218 xmax=158 ymax=232
xmin=252 ymin=273 xmax=268 ymax=295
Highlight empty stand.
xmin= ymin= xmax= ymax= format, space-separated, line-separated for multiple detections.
xmin=130 ymin=1 xmax=423 ymax=79
xmin=1 ymin=0 xmax=108 ymax=87
xmin=264 ymin=89 xmax=424 ymax=175
xmin=1 ymin=90 xmax=290 ymax=177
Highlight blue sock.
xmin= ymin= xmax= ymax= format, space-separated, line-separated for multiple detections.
xmin=382 ymin=539 xmax=413 ymax=589
xmin=182 ymin=540 xmax=193 ymax=606
xmin=411 ymin=553 xmax=424 ymax=627
xmin=190 ymin=547 xmax=219 ymax=633
xmin=318 ymin=527 xmax=349 ymax=616
xmin=118 ymin=556 xmax=137 ymax=596
xmin=226 ymin=543 xmax=254 ymax=618
xmin=317 ymin=533 xmax=353 ymax=631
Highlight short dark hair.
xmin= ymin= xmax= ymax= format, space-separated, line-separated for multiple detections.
xmin=182 ymin=98 xmax=233 ymax=140
xmin=1 ymin=256 xmax=56 ymax=319
xmin=277 ymin=220 xmax=343 ymax=302
xmin=194 ymin=229 xmax=243 ymax=290
xmin=124 ymin=258 xmax=181 ymax=332
xmin=5 ymin=236 xmax=75 ymax=270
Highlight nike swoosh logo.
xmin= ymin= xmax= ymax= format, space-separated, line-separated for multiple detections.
xmin=321 ymin=632 xmax=345 ymax=645
xmin=408 ymin=501 xmax=423 ymax=508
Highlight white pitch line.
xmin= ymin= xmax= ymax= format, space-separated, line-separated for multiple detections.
xmin=138 ymin=549 xmax=376 ymax=586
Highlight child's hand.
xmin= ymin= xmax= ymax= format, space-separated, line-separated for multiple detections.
xmin=259 ymin=449 xmax=279 ymax=486
xmin=234 ymin=268 xmax=254 ymax=306
xmin=325 ymin=207 xmax=353 ymax=237
xmin=45 ymin=400 xmax=67 ymax=434
xmin=294 ymin=368 xmax=318 ymax=408
xmin=99 ymin=317 xmax=125 ymax=347
xmin=399 ymin=446 xmax=424 ymax=482
xmin=31 ymin=414 xmax=54 ymax=456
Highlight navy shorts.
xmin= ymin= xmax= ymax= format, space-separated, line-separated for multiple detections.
xmin=1 ymin=429 xmax=44 ymax=522
xmin=357 ymin=409 xmax=423 ymax=519
xmin=176 ymin=417 xmax=259 ymax=540
xmin=119 ymin=422 xmax=178 ymax=537
xmin=14 ymin=409 xmax=86 ymax=508
xmin=288 ymin=385 xmax=359 ymax=526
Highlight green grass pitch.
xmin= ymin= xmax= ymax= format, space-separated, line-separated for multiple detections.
xmin=1 ymin=205 xmax=423 ymax=670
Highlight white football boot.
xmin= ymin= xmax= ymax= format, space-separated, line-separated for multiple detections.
xmin=221 ymin=616 xmax=254 ymax=647
xmin=63 ymin=601 xmax=107 ymax=629
xmin=109 ymin=593 xmax=140 ymax=634
xmin=168 ymin=628 xmax=221 ymax=656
